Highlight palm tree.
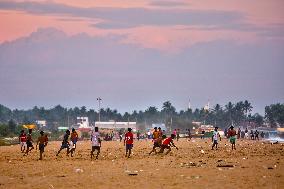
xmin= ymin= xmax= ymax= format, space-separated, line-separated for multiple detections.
xmin=161 ymin=101 xmax=176 ymax=132
xmin=244 ymin=100 xmax=253 ymax=116
xmin=225 ymin=102 xmax=234 ymax=125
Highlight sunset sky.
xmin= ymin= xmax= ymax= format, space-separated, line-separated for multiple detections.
xmin=0 ymin=0 xmax=283 ymax=114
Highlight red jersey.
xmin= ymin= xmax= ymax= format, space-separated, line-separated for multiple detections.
xmin=163 ymin=137 xmax=173 ymax=145
xmin=19 ymin=133 xmax=27 ymax=142
xmin=228 ymin=129 xmax=236 ymax=137
xmin=125 ymin=132 xmax=133 ymax=145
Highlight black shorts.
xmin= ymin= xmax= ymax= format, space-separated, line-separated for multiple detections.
xmin=27 ymin=141 xmax=33 ymax=148
xmin=161 ymin=144 xmax=170 ymax=150
xmin=213 ymin=140 xmax=218 ymax=144
xmin=92 ymin=146 xmax=100 ymax=151
xmin=153 ymin=142 xmax=161 ymax=148
xmin=60 ymin=143 xmax=69 ymax=149
xmin=126 ymin=144 xmax=133 ymax=150
xmin=39 ymin=144 xmax=45 ymax=152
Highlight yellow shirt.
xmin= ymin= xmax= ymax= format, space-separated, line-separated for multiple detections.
xmin=153 ymin=131 xmax=159 ymax=139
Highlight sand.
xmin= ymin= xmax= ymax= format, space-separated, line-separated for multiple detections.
xmin=0 ymin=138 xmax=283 ymax=189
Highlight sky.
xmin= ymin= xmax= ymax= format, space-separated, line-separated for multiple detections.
xmin=0 ymin=0 xmax=283 ymax=115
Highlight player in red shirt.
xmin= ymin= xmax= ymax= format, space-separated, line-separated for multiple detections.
xmin=228 ymin=126 xmax=237 ymax=150
xmin=158 ymin=134 xmax=178 ymax=155
xmin=124 ymin=128 xmax=134 ymax=158
xmin=19 ymin=130 xmax=27 ymax=153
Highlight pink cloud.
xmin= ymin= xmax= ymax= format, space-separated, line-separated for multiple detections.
xmin=0 ymin=0 xmax=283 ymax=53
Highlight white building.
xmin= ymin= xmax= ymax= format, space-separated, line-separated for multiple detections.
xmin=95 ymin=121 xmax=137 ymax=131
xmin=35 ymin=120 xmax=46 ymax=127
xmin=76 ymin=117 xmax=90 ymax=128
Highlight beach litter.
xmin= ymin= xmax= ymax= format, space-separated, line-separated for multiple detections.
xmin=190 ymin=175 xmax=201 ymax=179
xmin=75 ymin=168 xmax=84 ymax=173
xmin=217 ymin=164 xmax=234 ymax=168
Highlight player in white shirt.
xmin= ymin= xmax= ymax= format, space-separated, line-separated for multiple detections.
xmin=211 ymin=126 xmax=221 ymax=150
xmin=91 ymin=127 xmax=101 ymax=159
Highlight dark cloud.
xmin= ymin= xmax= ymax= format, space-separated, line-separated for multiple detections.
xmin=0 ymin=28 xmax=283 ymax=113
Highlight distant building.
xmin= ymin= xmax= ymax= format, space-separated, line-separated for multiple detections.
xmin=95 ymin=121 xmax=137 ymax=131
xmin=72 ymin=117 xmax=92 ymax=132
xmin=35 ymin=120 xmax=46 ymax=127
xmin=76 ymin=117 xmax=90 ymax=128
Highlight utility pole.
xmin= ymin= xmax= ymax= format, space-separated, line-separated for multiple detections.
xmin=97 ymin=97 xmax=102 ymax=123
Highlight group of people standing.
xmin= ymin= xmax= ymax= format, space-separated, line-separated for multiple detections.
xmin=211 ymin=126 xmax=237 ymax=151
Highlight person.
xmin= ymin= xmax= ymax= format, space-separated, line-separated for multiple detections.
xmin=124 ymin=128 xmax=134 ymax=158
xmin=147 ymin=131 xmax=151 ymax=139
xmin=91 ymin=127 xmax=101 ymax=159
xmin=152 ymin=127 xmax=159 ymax=140
xmin=36 ymin=131 xmax=48 ymax=160
xmin=24 ymin=129 xmax=34 ymax=156
xmin=176 ymin=129 xmax=180 ymax=141
xmin=250 ymin=130 xmax=255 ymax=140
xmin=158 ymin=127 xmax=163 ymax=138
xmin=119 ymin=132 xmax=123 ymax=142
xmin=201 ymin=130 xmax=205 ymax=139
xmin=137 ymin=130 xmax=140 ymax=141
xmin=19 ymin=130 xmax=27 ymax=153
xmin=56 ymin=130 xmax=70 ymax=157
xmin=158 ymin=134 xmax=178 ymax=155
xmin=211 ymin=127 xmax=221 ymax=150
xmin=224 ymin=128 xmax=228 ymax=138
xmin=110 ymin=131 xmax=114 ymax=141
xmin=245 ymin=128 xmax=249 ymax=139
xmin=187 ymin=128 xmax=192 ymax=141
xmin=254 ymin=130 xmax=259 ymax=140
xmin=237 ymin=128 xmax=241 ymax=139
xmin=70 ymin=128 xmax=78 ymax=157
xmin=260 ymin=131 xmax=265 ymax=138
xmin=228 ymin=126 xmax=237 ymax=150
xmin=149 ymin=127 xmax=162 ymax=155
xmin=173 ymin=129 xmax=177 ymax=138
xmin=241 ymin=130 xmax=245 ymax=139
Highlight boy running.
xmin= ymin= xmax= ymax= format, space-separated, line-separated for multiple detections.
xmin=19 ymin=130 xmax=27 ymax=153
xmin=36 ymin=131 xmax=48 ymax=160
xmin=124 ymin=128 xmax=134 ymax=158
xmin=56 ymin=130 xmax=70 ymax=156
xmin=70 ymin=128 xmax=78 ymax=157
xmin=158 ymin=127 xmax=163 ymax=137
xmin=211 ymin=127 xmax=221 ymax=150
xmin=158 ymin=134 xmax=178 ymax=155
xmin=149 ymin=127 xmax=162 ymax=155
xmin=228 ymin=126 xmax=237 ymax=150
xmin=24 ymin=129 xmax=34 ymax=156
xmin=91 ymin=127 xmax=101 ymax=159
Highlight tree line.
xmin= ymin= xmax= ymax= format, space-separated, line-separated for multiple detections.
xmin=0 ymin=101 xmax=284 ymax=137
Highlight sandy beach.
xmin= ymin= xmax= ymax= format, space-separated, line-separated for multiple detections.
xmin=0 ymin=138 xmax=283 ymax=189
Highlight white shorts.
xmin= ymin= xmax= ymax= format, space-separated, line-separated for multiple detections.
xmin=70 ymin=141 xmax=76 ymax=149
xmin=20 ymin=142 xmax=27 ymax=147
